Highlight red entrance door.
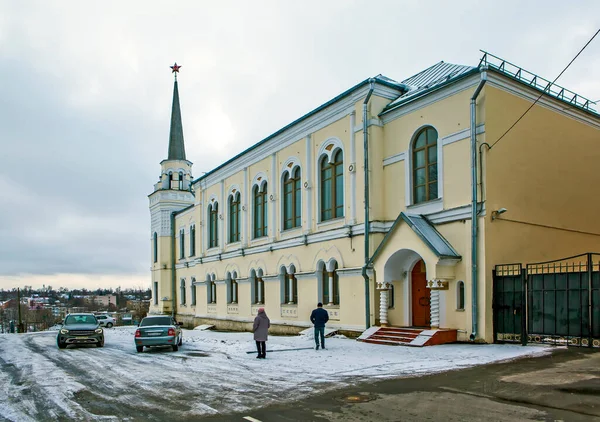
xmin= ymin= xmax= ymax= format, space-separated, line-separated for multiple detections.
xmin=411 ymin=260 xmax=430 ymax=327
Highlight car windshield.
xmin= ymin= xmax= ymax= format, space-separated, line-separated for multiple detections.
xmin=64 ymin=315 xmax=97 ymax=325
xmin=140 ymin=317 xmax=172 ymax=327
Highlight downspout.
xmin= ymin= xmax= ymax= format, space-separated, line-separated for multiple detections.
xmin=361 ymin=79 xmax=375 ymax=329
xmin=170 ymin=211 xmax=176 ymax=317
xmin=470 ymin=68 xmax=487 ymax=341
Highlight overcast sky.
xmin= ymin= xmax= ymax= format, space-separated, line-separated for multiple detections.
xmin=0 ymin=1 xmax=598 ymax=291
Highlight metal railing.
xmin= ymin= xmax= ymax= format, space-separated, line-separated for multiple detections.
xmin=480 ymin=50 xmax=598 ymax=115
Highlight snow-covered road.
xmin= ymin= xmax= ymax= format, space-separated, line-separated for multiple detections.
xmin=0 ymin=327 xmax=549 ymax=421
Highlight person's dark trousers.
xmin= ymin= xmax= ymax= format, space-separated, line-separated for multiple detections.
xmin=314 ymin=326 xmax=325 ymax=349
xmin=256 ymin=341 xmax=266 ymax=358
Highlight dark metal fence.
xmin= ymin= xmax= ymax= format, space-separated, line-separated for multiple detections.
xmin=493 ymin=253 xmax=600 ymax=348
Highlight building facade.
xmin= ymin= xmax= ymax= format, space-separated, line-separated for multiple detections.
xmin=149 ymin=53 xmax=600 ymax=343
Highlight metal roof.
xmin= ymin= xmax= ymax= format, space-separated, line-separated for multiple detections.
xmin=382 ymin=61 xmax=475 ymax=112
xmin=400 ymin=213 xmax=461 ymax=259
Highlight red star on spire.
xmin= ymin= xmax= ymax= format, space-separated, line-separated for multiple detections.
xmin=170 ymin=62 xmax=182 ymax=73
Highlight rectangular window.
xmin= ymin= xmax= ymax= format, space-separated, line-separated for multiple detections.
xmin=153 ymin=282 xmax=158 ymax=305
xmin=179 ymin=229 xmax=185 ymax=259
xmin=190 ymin=226 xmax=196 ymax=256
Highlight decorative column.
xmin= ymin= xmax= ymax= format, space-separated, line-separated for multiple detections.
xmin=257 ymin=277 xmax=264 ymax=304
xmin=377 ymin=281 xmax=391 ymax=327
xmin=327 ymin=271 xmax=334 ymax=305
xmin=287 ymin=273 xmax=295 ymax=303
xmin=426 ymin=279 xmax=449 ymax=329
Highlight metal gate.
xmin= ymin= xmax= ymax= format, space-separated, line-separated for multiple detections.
xmin=493 ymin=253 xmax=600 ymax=348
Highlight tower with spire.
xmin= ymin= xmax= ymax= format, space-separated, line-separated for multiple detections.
xmin=148 ymin=63 xmax=194 ymax=315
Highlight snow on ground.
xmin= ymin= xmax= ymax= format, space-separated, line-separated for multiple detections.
xmin=0 ymin=327 xmax=550 ymax=421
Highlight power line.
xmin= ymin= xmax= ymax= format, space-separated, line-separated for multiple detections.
xmin=489 ymin=28 xmax=600 ymax=150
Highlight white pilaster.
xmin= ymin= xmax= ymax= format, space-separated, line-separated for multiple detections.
xmin=305 ymin=135 xmax=312 ymax=233
xmin=349 ymin=112 xmax=356 ymax=224
xmin=202 ymin=186 xmax=207 ymax=253
xmin=220 ymin=180 xmax=225 ymax=251
xmin=243 ymin=167 xmax=248 ymax=246
xmin=270 ymin=153 xmax=276 ymax=239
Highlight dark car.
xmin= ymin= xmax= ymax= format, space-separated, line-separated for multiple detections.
xmin=135 ymin=315 xmax=182 ymax=352
xmin=57 ymin=313 xmax=104 ymax=349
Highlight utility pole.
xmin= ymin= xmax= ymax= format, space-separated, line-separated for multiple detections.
xmin=17 ymin=288 xmax=23 ymax=333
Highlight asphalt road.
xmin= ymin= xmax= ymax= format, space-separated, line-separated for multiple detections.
xmin=205 ymin=348 xmax=600 ymax=422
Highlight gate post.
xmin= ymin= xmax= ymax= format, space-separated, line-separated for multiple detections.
xmin=521 ymin=268 xmax=528 ymax=346
xmin=587 ymin=253 xmax=593 ymax=348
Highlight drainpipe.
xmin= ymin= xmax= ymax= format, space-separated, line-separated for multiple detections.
xmin=470 ymin=68 xmax=487 ymax=341
xmin=171 ymin=211 xmax=176 ymax=317
xmin=361 ymin=79 xmax=375 ymax=330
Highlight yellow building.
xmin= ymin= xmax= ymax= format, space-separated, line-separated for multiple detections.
xmin=149 ymin=53 xmax=600 ymax=345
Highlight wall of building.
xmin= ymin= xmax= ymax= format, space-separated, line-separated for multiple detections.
xmin=483 ymin=81 xmax=600 ymax=341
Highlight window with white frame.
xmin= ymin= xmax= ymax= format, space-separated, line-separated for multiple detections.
xmin=229 ymin=192 xmax=240 ymax=243
xmin=153 ymin=232 xmax=158 ymax=263
xmin=457 ymin=280 xmax=465 ymax=310
xmin=283 ymin=167 xmax=301 ymax=230
xmin=153 ymin=281 xmax=158 ymax=305
xmin=280 ymin=266 xmax=297 ymax=304
xmin=253 ymin=183 xmax=268 ymax=238
xmin=180 ymin=279 xmax=186 ymax=305
xmin=191 ymin=277 xmax=196 ymax=306
xmin=321 ymin=261 xmax=339 ymax=305
xmin=208 ymin=202 xmax=219 ymax=248
xmin=179 ymin=228 xmax=185 ymax=259
xmin=412 ymin=126 xmax=438 ymax=204
xmin=320 ymin=150 xmax=344 ymax=221
xmin=189 ymin=225 xmax=196 ymax=256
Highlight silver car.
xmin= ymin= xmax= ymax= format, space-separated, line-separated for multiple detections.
xmin=134 ymin=315 xmax=183 ymax=352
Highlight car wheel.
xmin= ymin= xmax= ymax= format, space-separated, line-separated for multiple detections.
xmin=136 ymin=345 xmax=143 ymax=353
xmin=97 ymin=338 xmax=104 ymax=348
xmin=172 ymin=344 xmax=179 ymax=352
xmin=106 ymin=323 xmax=113 ymax=328
xmin=57 ymin=340 xmax=67 ymax=349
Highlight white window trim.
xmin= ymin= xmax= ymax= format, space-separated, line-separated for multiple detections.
xmin=280 ymin=159 xmax=302 ymax=232
xmin=316 ymin=137 xmax=345 ymax=224
xmin=251 ymin=176 xmax=268 ymax=240
xmin=226 ymin=189 xmax=241 ymax=245
xmin=405 ymin=125 xmax=443 ymax=207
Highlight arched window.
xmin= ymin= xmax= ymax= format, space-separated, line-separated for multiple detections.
xmin=190 ymin=278 xmax=196 ymax=306
xmin=457 ymin=280 xmax=465 ymax=310
xmin=229 ymin=193 xmax=240 ymax=243
xmin=209 ymin=203 xmax=219 ymax=248
xmin=253 ymin=183 xmax=268 ymax=238
xmin=254 ymin=269 xmax=265 ymax=304
xmin=152 ymin=232 xmax=158 ymax=263
xmin=180 ymin=279 xmax=186 ymax=305
xmin=179 ymin=228 xmax=185 ymax=259
xmin=178 ymin=171 xmax=184 ymax=190
xmin=320 ymin=150 xmax=344 ymax=221
xmin=280 ymin=267 xmax=298 ymax=304
xmin=321 ymin=261 xmax=339 ymax=305
xmin=283 ymin=167 xmax=301 ymax=230
xmin=229 ymin=272 xmax=238 ymax=304
xmin=210 ymin=275 xmax=217 ymax=304
xmin=189 ymin=225 xmax=196 ymax=256
xmin=412 ymin=127 xmax=438 ymax=204
xmin=168 ymin=172 xmax=173 ymax=189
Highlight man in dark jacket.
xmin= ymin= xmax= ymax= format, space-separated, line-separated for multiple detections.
xmin=310 ymin=302 xmax=329 ymax=350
